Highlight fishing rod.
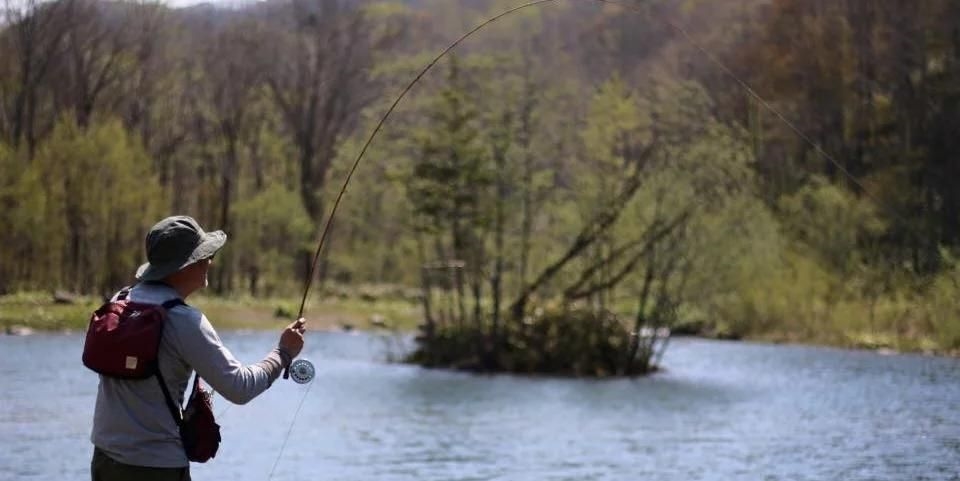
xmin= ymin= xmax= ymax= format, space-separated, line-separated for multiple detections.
xmin=266 ymin=0 xmax=898 ymax=478
xmin=293 ymin=0 xmax=891 ymax=325
xmin=274 ymin=0 xmax=564 ymax=395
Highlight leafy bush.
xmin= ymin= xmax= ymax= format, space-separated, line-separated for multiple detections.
xmin=408 ymin=308 xmax=659 ymax=377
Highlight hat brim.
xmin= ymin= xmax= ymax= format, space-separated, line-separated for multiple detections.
xmin=135 ymin=230 xmax=227 ymax=281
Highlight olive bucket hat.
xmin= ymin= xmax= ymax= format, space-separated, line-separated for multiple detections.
xmin=135 ymin=215 xmax=227 ymax=281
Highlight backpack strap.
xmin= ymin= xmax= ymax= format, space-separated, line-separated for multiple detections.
xmin=154 ymin=297 xmax=188 ymax=427
xmin=115 ymin=287 xmax=132 ymax=301
xmin=155 ymin=368 xmax=183 ymax=427
xmin=161 ymin=298 xmax=185 ymax=310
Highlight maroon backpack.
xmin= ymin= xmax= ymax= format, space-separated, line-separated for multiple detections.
xmin=83 ymin=288 xmax=221 ymax=463
xmin=82 ymin=288 xmax=181 ymax=378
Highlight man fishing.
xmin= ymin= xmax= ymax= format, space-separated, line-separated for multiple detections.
xmin=89 ymin=215 xmax=307 ymax=481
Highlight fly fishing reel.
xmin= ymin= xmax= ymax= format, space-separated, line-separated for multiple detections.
xmin=287 ymin=358 xmax=315 ymax=384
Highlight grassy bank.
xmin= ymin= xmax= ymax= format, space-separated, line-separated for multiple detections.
xmin=3 ymin=288 xmax=957 ymax=359
xmin=672 ymin=285 xmax=960 ymax=357
xmin=0 ymin=291 xmax=423 ymax=333
xmin=745 ymin=269 xmax=958 ymax=356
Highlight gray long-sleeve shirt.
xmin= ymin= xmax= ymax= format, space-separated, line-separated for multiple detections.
xmin=90 ymin=282 xmax=286 ymax=467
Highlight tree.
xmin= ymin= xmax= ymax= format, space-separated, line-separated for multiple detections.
xmin=407 ymin=57 xmax=493 ymax=325
xmin=54 ymin=0 xmax=129 ymax=129
xmin=232 ymin=185 xmax=313 ymax=296
xmin=199 ymin=20 xmax=268 ymax=293
xmin=261 ymin=0 xmax=373 ymax=226
xmin=510 ymin=76 xmax=656 ymax=320
xmin=0 ymin=0 xmax=71 ymax=156
xmin=11 ymin=117 xmax=164 ymax=293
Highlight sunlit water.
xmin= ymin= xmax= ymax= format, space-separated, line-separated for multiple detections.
xmin=1 ymin=331 xmax=958 ymax=481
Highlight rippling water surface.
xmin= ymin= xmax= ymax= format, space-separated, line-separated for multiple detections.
xmin=1 ymin=331 xmax=958 ymax=480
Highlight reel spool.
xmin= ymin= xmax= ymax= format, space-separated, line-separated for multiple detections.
xmin=288 ymin=359 xmax=315 ymax=384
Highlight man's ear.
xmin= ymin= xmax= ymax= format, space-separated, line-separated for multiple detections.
xmin=182 ymin=261 xmax=203 ymax=278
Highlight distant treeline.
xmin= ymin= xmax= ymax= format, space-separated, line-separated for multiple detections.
xmin=0 ymin=0 xmax=958 ymax=351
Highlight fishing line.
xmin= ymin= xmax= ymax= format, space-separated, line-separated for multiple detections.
xmin=265 ymin=371 xmax=314 ymax=481
xmin=270 ymin=0 xmax=899 ymax=477
xmin=269 ymin=5 xmax=561 ymax=480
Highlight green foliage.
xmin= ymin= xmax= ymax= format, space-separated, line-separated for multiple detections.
xmin=407 ymin=58 xmax=493 ymax=238
xmin=926 ymin=253 xmax=960 ymax=350
xmin=573 ymin=75 xmax=648 ymax=210
xmin=407 ymin=308 xmax=655 ymax=377
xmin=232 ymin=184 xmax=313 ymax=296
xmin=0 ymin=143 xmax=46 ymax=291
xmin=779 ymin=176 xmax=886 ymax=273
xmin=0 ymin=118 xmax=163 ymax=293
xmin=322 ymin=132 xmax=420 ymax=285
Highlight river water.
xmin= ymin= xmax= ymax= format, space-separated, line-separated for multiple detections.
xmin=1 ymin=331 xmax=957 ymax=481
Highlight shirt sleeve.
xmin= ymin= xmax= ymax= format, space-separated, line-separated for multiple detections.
xmin=171 ymin=309 xmax=286 ymax=405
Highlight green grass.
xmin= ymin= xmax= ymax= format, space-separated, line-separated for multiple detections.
xmin=3 ymin=284 xmax=957 ymax=359
xmin=0 ymin=291 xmax=424 ymax=333
xmin=0 ymin=293 xmax=99 ymax=331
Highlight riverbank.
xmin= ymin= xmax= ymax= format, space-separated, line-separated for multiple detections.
xmin=3 ymin=291 xmax=957 ymax=359
xmin=674 ymin=320 xmax=960 ymax=358
xmin=0 ymin=291 xmax=422 ymax=334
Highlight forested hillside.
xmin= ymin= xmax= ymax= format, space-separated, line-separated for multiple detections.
xmin=1 ymin=0 xmax=958 ymax=352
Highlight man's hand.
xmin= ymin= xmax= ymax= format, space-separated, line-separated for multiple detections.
xmin=278 ymin=318 xmax=306 ymax=361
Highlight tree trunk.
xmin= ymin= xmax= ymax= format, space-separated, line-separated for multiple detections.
xmin=215 ymin=133 xmax=237 ymax=294
xmin=509 ymin=148 xmax=655 ymax=320
xmin=626 ymin=247 xmax=656 ymax=374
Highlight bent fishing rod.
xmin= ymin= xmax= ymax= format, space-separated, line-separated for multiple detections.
xmin=294 ymin=0 xmax=883 ymax=328
xmin=274 ymin=0 xmax=564 ymax=391
xmin=267 ymin=0 xmax=893 ymax=478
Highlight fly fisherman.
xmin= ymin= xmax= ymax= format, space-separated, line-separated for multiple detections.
xmin=90 ymin=215 xmax=307 ymax=481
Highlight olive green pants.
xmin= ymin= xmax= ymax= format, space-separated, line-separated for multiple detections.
xmin=91 ymin=448 xmax=191 ymax=481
